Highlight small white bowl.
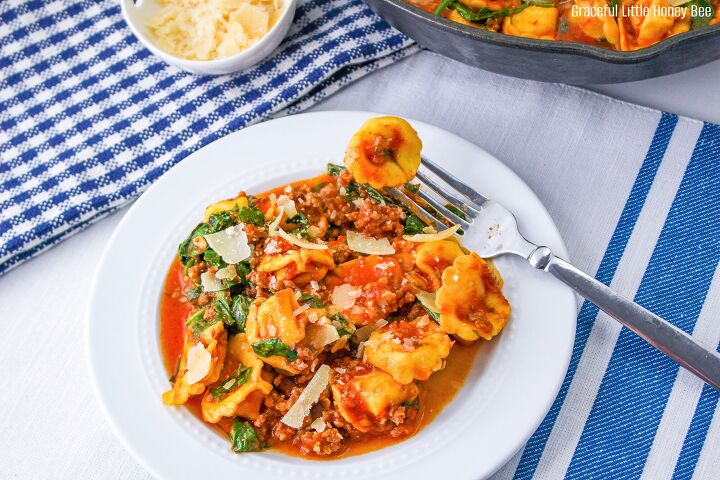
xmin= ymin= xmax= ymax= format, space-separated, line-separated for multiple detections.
xmin=120 ymin=0 xmax=297 ymax=75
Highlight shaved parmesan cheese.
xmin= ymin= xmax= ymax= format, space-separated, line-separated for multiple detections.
xmin=200 ymin=270 xmax=224 ymax=292
xmin=293 ymin=304 xmax=310 ymax=317
xmin=281 ymin=364 xmax=331 ymax=428
xmin=146 ymin=0 xmax=281 ymax=61
xmin=415 ymin=290 xmax=439 ymax=315
xmin=277 ymin=228 xmax=328 ymax=250
xmin=268 ymin=206 xmax=284 ymax=235
xmin=204 ymin=224 xmax=251 ymax=264
xmin=355 ymin=341 xmax=366 ymax=359
xmin=332 ymin=284 xmax=362 ymax=310
xmin=352 ymin=319 xmax=388 ymax=343
xmin=305 ymin=324 xmax=340 ymax=350
xmin=215 ymin=264 xmax=237 ymax=280
xmin=346 ymin=231 xmax=395 ymax=255
xmin=403 ymin=224 xmax=461 ymax=242
xmin=310 ymin=417 xmax=327 ymax=433
xmin=276 ymin=195 xmax=298 ymax=218
xmin=185 ymin=342 xmax=211 ymax=385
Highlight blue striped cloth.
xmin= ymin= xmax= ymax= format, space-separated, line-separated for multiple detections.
xmin=0 ymin=0 xmax=417 ymax=275
xmin=506 ymin=118 xmax=720 ymax=480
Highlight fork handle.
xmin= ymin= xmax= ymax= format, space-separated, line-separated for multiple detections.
xmin=528 ymin=246 xmax=720 ymax=391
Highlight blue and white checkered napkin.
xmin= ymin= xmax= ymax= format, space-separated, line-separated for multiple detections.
xmin=0 ymin=0 xmax=417 ymax=275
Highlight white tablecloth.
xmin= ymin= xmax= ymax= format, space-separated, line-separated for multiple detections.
xmin=2 ymin=50 xmax=718 ymax=479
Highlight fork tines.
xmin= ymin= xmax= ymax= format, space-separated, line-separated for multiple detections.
xmin=386 ymin=156 xmax=488 ymax=233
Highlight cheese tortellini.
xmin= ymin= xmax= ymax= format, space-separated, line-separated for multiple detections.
xmin=435 ymin=253 xmax=511 ymax=342
xmin=415 ymin=240 xmax=464 ymax=291
xmin=258 ymin=248 xmax=335 ymax=286
xmin=331 ymin=364 xmax=419 ymax=433
xmin=245 ymin=288 xmax=307 ymax=374
xmin=201 ymin=333 xmax=274 ymax=423
xmin=619 ymin=0 xmax=690 ymax=50
xmin=566 ymin=0 xmax=620 ymax=47
xmin=502 ymin=6 xmax=559 ymax=40
xmin=344 ymin=116 xmax=422 ymax=188
xmin=363 ymin=317 xmax=452 ymax=384
xmin=163 ymin=320 xmax=227 ymax=405
xmin=204 ymin=194 xmax=248 ymax=222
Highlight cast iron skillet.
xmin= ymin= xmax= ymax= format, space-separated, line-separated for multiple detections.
xmin=364 ymin=0 xmax=720 ymax=84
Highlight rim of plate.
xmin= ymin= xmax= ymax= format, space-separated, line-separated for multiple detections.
xmin=86 ymin=111 xmax=577 ymax=480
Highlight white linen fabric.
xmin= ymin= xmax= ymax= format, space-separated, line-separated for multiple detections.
xmin=1 ymin=51 xmax=718 ymax=479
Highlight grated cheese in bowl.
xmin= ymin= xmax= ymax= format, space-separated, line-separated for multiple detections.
xmin=147 ymin=0 xmax=283 ymax=61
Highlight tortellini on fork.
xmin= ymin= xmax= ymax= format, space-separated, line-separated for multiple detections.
xmin=344 ymin=116 xmax=422 ymax=188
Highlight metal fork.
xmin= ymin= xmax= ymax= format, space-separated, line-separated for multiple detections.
xmin=388 ymin=156 xmax=720 ymax=391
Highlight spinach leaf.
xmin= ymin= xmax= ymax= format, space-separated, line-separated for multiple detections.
xmin=445 ymin=203 xmax=468 ymax=221
xmin=363 ymin=184 xmax=397 ymax=206
xmin=343 ymin=181 xmax=361 ymax=202
xmin=251 ymin=338 xmax=298 ymax=361
xmin=231 ymin=294 xmax=252 ymax=333
xmin=178 ymin=222 xmax=210 ymax=267
xmin=203 ymin=248 xmax=227 ymax=268
xmin=450 ymin=0 xmax=553 ymax=23
xmin=210 ymin=366 xmax=252 ymax=401
xmin=287 ymin=213 xmax=311 ymax=239
xmin=404 ymin=214 xmax=426 ymax=235
xmin=311 ymin=182 xmax=328 ymax=192
xmin=417 ymin=299 xmax=440 ymax=322
xmin=207 ymin=211 xmax=235 ymax=233
xmin=364 ymin=184 xmax=387 ymax=204
xmin=215 ymin=261 xmax=251 ymax=293
xmin=185 ymin=309 xmax=214 ymax=336
xmin=402 ymin=397 xmax=420 ymax=409
xmin=234 ymin=261 xmax=252 ymax=285
xmin=403 ymin=182 xmax=421 ymax=194
xmin=558 ymin=17 xmax=569 ymax=33
xmin=327 ymin=163 xmax=346 ymax=176
xmin=434 ymin=0 xmax=454 ymax=14
xmin=186 ymin=286 xmax=203 ymax=302
xmin=330 ymin=313 xmax=355 ymax=337
xmin=230 ymin=419 xmax=261 ymax=453
xmin=213 ymin=295 xmax=233 ymax=324
xmin=239 ymin=205 xmax=265 ymax=227
xmin=686 ymin=0 xmax=714 ymax=28
xmin=299 ymin=293 xmax=324 ymax=308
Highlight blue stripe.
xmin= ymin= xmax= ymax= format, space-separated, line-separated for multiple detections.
xmin=566 ymin=122 xmax=720 ymax=479
xmin=513 ymin=112 xmax=678 ymax=479
xmin=672 ymin=340 xmax=720 ymax=479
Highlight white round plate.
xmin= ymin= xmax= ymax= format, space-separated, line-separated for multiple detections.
xmin=86 ymin=111 xmax=576 ymax=480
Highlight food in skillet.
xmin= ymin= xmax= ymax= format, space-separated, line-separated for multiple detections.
xmin=412 ymin=0 xmax=718 ymax=50
xmin=160 ymin=116 xmax=511 ymax=457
